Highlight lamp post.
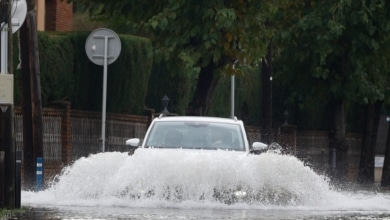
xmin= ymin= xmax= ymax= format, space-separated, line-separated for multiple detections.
xmin=231 ymin=60 xmax=239 ymax=119
xmin=283 ymin=110 xmax=289 ymax=125
xmin=161 ymin=95 xmax=170 ymax=114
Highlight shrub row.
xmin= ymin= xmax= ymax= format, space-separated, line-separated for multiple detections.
xmin=13 ymin=31 xmax=153 ymax=115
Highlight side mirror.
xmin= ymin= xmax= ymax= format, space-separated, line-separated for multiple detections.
xmin=250 ymin=142 xmax=268 ymax=154
xmin=125 ymin=138 xmax=140 ymax=147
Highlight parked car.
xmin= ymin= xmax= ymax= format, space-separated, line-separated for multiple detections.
xmin=125 ymin=115 xmax=268 ymax=154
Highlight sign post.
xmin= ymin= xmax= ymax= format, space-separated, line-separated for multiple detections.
xmin=0 ymin=0 xmax=26 ymax=209
xmin=85 ymin=28 xmax=121 ymax=152
xmin=0 ymin=0 xmax=27 ymax=112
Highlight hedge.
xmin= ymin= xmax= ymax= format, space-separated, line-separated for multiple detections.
xmin=13 ymin=31 xmax=153 ymax=115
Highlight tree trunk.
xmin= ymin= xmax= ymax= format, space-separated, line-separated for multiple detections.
xmin=328 ymin=98 xmax=348 ymax=182
xmin=186 ymin=63 xmax=219 ymax=116
xmin=19 ymin=4 xmax=44 ymax=190
xmin=358 ymin=100 xmax=383 ymax=185
xmin=381 ymin=116 xmax=390 ymax=187
xmin=261 ymin=42 xmax=273 ymax=144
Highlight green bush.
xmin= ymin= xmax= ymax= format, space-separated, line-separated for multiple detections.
xmin=13 ymin=31 xmax=153 ymax=115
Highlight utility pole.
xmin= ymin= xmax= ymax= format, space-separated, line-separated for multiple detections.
xmin=19 ymin=0 xmax=43 ymax=190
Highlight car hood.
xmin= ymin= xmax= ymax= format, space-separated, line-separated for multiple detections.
xmin=134 ymin=148 xmax=249 ymax=162
xmin=140 ymin=147 xmax=248 ymax=155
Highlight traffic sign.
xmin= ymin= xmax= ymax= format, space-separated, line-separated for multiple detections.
xmin=85 ymin=28 xmax=121 ymax=66
xmin=11 ymin=0 xmax=27 ymax=33
xmin=85 ymin=28 xmax=122 ymax=153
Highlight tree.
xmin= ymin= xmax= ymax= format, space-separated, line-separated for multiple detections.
xmin=274 ymin=0 xmax=390 ymax=183
xmin=76 ymin=0 xmax=279 ymax=116
xmin=331 ymin=0 xmax=390 ymax=185
xmin=382 ymin=112 xmax=390 ymax=187
xmin=359 ymin=100 xmax=383 ymax=185
xmin=261 ymin=42 xmax=273 ymax=143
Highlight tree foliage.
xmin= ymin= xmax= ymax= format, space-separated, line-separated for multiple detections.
xmin=78 ymin=0 xmax=277 ymax=73
xmin=274 ymin=0 xmax=390 ymax=129
xmin=74 ymin=0 xmax=282 ymax=115
xmin=273 ymin=0 xmax=390 ymax=184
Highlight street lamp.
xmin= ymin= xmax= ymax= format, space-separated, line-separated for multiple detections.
xmin=283 ymin=110 xmax=289 ymax=125
xmin=231 ymin=60 xmax=239 ymax=119
xmin=161 ymin=95 xmax=170 ymax=113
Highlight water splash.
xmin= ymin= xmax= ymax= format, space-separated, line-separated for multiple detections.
xmin=22 ymin=148 xmax=390 ymax=210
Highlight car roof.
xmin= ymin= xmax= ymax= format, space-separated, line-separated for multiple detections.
xmin=153 ymin=115 xmax=243 ymax=124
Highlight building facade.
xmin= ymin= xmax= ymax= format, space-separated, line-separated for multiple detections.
xmin=36 ymin=0 xmax=73 ymax=31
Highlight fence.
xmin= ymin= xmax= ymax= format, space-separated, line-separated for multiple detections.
xmin=14 ymin=106 xmax=365 ymax=184
xmin=14 ymin=106 xmax=149 ymax=184
xmin=71 ymin=110 xmax=149 ymax=159
xmin=295 ymin=131 xmax=362 ymax=178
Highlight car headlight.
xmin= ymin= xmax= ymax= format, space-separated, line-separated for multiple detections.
xmin=234 ymin=190 xmax=247 ymax=198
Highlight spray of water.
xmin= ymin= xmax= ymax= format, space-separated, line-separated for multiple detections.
xmin=22 ymin=148 xmax=390 ymax=210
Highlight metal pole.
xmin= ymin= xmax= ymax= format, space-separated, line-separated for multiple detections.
xmin=1 ymin=22 xmax=8 ymax=74
xmin=15 ymin=151 xmax=22 ymax=208
xmin=101 ymin=36 xmax=108 ymax=152
xmin=230 ymin=61 xmax=238 ymax=119
xmin=230 ymin=75 xmax=235 ymax=119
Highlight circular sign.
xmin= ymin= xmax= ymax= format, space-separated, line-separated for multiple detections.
xmin=11 ymin=0 xmax=27 ymax=33
xmin=85 ymin=28 xmax=122 ymax=66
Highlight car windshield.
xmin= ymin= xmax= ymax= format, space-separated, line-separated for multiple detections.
xmin=144 ymin=121 xmax=245 ymax=151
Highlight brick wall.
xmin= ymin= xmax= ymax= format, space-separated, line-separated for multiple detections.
xmin=45 ymin=0 xmax=73 ymax=31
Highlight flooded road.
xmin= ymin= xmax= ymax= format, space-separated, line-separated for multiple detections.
xmin=14 ymin=205 xmax=390 ymax=219
xmin=16 ymin=149 xmax=390 ymax=219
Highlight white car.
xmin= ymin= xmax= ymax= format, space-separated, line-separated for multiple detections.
xmin=126 ymin=115 xmax=267 ymax=154
xmin=125 ymin=115 xmax=269 ymax=203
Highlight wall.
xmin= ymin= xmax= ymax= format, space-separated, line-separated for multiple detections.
xmin=35 ymin=0 xmax=73 ymax=31
xmin=36 ymin=0 xmax=45 ymax=31
xmin=45 ymin=0 xmax=73 ymax=31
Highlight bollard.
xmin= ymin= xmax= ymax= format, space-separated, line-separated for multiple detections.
xmin=15 ymin=151 xmax=22 ymax=208
xmin=36 ymin=157 xmax=43 ymax=191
